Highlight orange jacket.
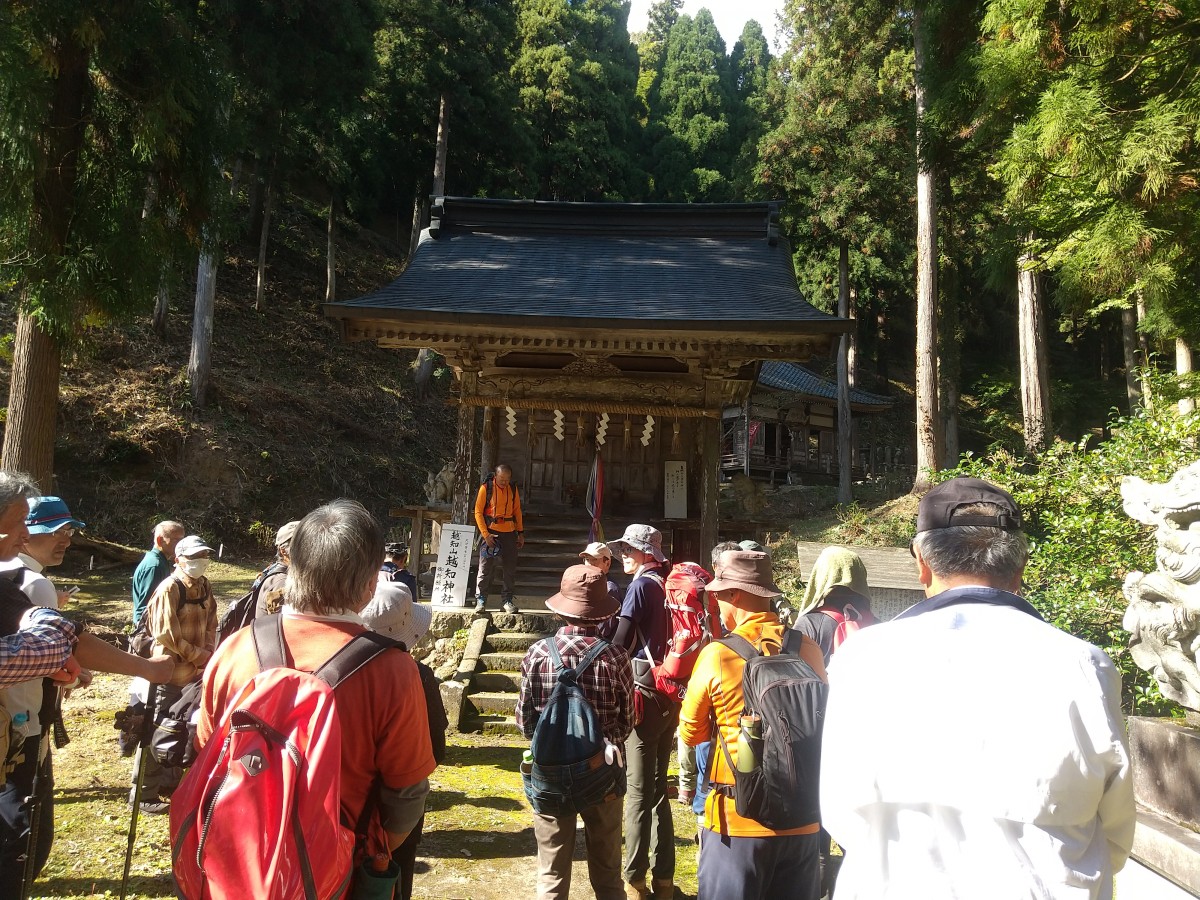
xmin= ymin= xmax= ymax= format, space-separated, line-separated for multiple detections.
xmin=474 ymin=480 xmax=523 ymax=536
xmin=678 ymin=612 xmax=827 ymax=837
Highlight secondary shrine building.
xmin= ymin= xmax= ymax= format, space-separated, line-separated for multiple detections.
xmin=325 ymin=197 xmax=850 ymax=586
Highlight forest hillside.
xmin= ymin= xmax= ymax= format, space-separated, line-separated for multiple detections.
xmin=0 ymin=195 xmax=457 ymax=552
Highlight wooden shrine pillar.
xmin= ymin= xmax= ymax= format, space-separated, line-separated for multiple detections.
xmin=479 ymin=405 xmax=497 ymax=483
xmin=451 ymin=371 xmax=479 ymax=525
xmin=700 ymin=413 xmax=720 ymax=556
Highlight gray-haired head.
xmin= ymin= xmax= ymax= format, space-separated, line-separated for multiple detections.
xmin=711 ymin=540 xmax=740 ymax=572
xmin=0 ymin=471 xmax=40 ymax=514
xmin=285 ymin=499 xmax=384 ymax=615
xmin=913 ymin=502 xmax=1028 ymax=582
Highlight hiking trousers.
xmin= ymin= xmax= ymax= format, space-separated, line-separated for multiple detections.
xmin=0 ymin=736 xmax=54 ymax=894
xmin=698 ymin=828 xmax=820 ymax=900
xmin=624 ymin=692 xmax=678 ymax=884
xmin=475 ymin=530 xmax=518 ymax=602
xmin=533 ymin=792 xmax=624 ymax=900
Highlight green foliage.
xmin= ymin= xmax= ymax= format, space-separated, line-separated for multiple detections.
xmin=981 ymin=0 xmax=1200 ymax=344
xmin=944 ymin=373 xmax=1199 ymax=714
xmin=826 ymin=501 xmax=916 ymax=547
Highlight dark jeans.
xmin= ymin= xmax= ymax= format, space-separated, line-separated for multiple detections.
xmin=698 ymin=828 xmax=820 ymax=900
xmin=624 ymin=691 xmax=678 ymax=884
xmin=475 ymin=531 xmax=518 ymax=602
xmin=0 ymin=736 xmax=54 ymax=894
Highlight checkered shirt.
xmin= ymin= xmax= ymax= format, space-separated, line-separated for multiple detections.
xmin=517 ymin=625 xmax=634 ymax=745
xmin=0 ymin=607 xmax=77 ymax=688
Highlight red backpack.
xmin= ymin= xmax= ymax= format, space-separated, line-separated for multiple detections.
xmin=651 ymin=562 xmax=713 ymax=701
xmin=817 ymin=603 xmax=877 ymax=651
xmin=170 ymin=617 xmax=391 ymax=900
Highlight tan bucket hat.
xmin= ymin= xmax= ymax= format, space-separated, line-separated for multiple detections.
xmin=545 ymin=564 xmax=618 ymax=622
xmin=707 ymin=550 xmax=781 ymax=598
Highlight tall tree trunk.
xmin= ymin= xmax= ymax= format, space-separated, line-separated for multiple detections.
xmin=3 ymin=34 xmax=89 ymax=490
xmin=325 ymin=187 xmax=338 ymax=304
xmin=1178 ymin=338 xmax=1195 ymax=415
xmin=412 ymin=94 xmax=454 ymax=398
xmin=1121 ymin=306 xmax=1141 ymax=410
xmin=190 ymin=247 xmax=218 ymax=408
xmin=433 ymin=92 xmax=451 ymax=197
xmin=408 ymin=194 xmax=425 ymax=263
xmin=1017 ymin=242 xmax=1053 ymax=454
xmin=1136 ymin=295 xmax=1153 ymax=407
xmin=254 ymin=156 xmax=276 ymax=310
xmin=847 ymin=285 xmax=859 ymax=388
xmin=4 ymin=313 xmax=61 ymax=491
xmin=837 ymin=238 xmax=853 ymax=505
xmin=152 ymin=277 xmax=170 ymax=338
xmin=912 ymin=5 xmax=941 ymax=494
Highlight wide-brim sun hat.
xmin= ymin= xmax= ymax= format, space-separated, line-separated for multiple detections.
xmin=361 ymin=581 xmax=433 ymax=650
xmin=546 ymin=564 xmax=618 ymax=622
xmin=707 ymin=550 xmax=781 ymax=598
xmin=606 ymin=524 xmax=667 ymax=564
xmin=275 ymin=520 xmax=301 ymax=548
xmin=25 ymin=497 xmax=85 ymax=535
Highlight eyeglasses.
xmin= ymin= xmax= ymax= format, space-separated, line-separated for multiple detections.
xmin=58 ymin=527 xmax=77 ymax=538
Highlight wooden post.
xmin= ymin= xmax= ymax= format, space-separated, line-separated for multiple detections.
xmin=451 ymin=372 xmax=479 ymax=525
xmin=700 ymin=415 xmax=720 ymax=558
xmin=410 ymin=507 xmax=426 ymax=589
xmin=479 ymin=405 xmax=496 ymax=483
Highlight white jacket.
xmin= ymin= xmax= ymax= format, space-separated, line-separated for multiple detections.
xmin=820 ymin=586 xmax=1135 ymax=900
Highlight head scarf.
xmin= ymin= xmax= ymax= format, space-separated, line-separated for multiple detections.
xmin=799 ymin=546 xmax=870 ymax=616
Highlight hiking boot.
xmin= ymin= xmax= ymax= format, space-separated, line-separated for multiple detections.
xmin=651 ymin=879 xmax=675 ymax=899
xmin=624 ymin=880 xmax=648 ymax=900
xmin=677 ymin=789 xmax=694 ymax=806
xmin=474 ymin=596 xmax=486 ymax=613
xmin=502 ymin=599 xmax=518 ymax=614
xmin=139 ymin=799 xmax=170 ymax=815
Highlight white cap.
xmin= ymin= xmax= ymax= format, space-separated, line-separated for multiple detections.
xmin=578 ymin=541 xmax=612 ymax=561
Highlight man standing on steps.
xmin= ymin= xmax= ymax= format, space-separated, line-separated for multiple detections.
xmin=475 ymin=463 xmax=524 ymax=614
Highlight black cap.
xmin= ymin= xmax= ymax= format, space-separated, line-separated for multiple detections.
xmin=916 ymin=477 xmax=1022 ymax=533
xmin=385 ymin=542 xmax=408 ymax=555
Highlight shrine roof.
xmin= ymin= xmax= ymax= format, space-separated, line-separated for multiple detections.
xmin=326 ymin=198 xmax=849 ymax=335
xmin=757 ymin=361 xmax=894 ymax=411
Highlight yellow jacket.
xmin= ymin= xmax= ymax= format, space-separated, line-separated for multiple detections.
xmin=678 ymin=612 xmax=827 ymax=837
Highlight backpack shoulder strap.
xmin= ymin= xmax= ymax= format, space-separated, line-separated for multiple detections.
xmin=717 ymin=633 xmax=757 ymax=662
xmin=170 ymin=575 xmax=190 ymax=611
xmin=782 ymin=628 xmax=805 ymax=656
xmin=573 ymin=639 xmax=609 ymax=679
xmin=252 ymin=614 xmax=288 ymax=671
xmin=817 ymin=606 xmax=847 ymax=626
xmin=545 ymin=636 xmax=565 ymax=673
xmin=312 ymin=630 xmax=396 ymax=691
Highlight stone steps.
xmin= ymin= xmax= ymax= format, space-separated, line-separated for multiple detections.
xmin=473 ymin=670 xmax=522 ymax=692
xmin=485 ymin=632 xmax=549 ymax=653
xmin=467 ymin=690 xmax=521 ymax=717
xmin=478 ymin=651 xmax=526 ymax=672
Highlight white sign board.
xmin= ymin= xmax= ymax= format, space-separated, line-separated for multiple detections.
xmin=664 ymin=461 xmax=687 ymax=519
xmin=430 ymin=523 xmax=477 ymax=609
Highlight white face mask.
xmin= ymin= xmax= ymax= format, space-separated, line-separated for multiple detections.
xmin=179 ymin=557 xmax=210 ymax=578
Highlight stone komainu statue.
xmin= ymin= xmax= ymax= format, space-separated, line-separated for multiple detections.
xmin=1122 ymin=461 xmax=1200 ymax=710
xmin=424 ymin=461 xmax=454 ymax=507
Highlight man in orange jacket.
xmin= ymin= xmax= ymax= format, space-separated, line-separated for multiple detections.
xmin=474 ymin=464 xmax=524 ymax=614
xmin=678 ymin=549 xmax=827 ymax=900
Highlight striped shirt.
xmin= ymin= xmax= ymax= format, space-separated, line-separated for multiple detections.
xmin=517 ymin=625 xmax=634 ymax=745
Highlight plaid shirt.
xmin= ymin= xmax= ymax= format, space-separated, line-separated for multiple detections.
xmin=149 ymin=571 xmax=217 ymax=686
xmin=517 ymin=625 xmax=634 ymax=745
xmin=0 ymin=608 xmax=77 ymax=688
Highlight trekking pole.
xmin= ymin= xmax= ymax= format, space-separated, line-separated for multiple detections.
xmin=120 ymin=681 xmax=159 ymax=900
xmin=18 ymin=724 xmax=55 ymax=900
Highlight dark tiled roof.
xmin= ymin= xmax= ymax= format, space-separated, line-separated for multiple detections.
xmin=331 ymin=198 xmax=844 ymax=328
xmin=758 ymin=361 xmax=893 ymax=410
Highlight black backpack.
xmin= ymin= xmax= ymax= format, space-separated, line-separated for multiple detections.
xmin=524 ymin=638 xmax=625 ymax=816
xmin=217 ymin=561 xmax=286 ymax=645
xmin=712 ymin=630 xmax=827 ymax=830
xmin=129 ymin=575 xmax=189 ymax=658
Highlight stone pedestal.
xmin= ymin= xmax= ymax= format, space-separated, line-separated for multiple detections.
xmin=1128 ymin=717 xmax=1200 ymax=894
